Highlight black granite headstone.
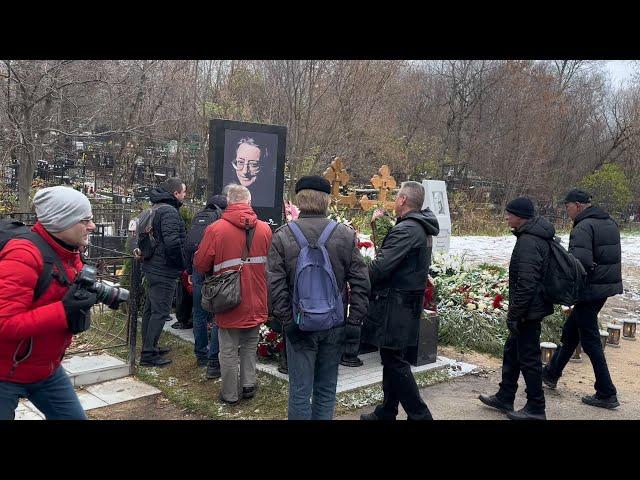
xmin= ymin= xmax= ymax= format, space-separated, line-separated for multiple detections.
xmin=406 ymin=312 xmax=439 ymax=366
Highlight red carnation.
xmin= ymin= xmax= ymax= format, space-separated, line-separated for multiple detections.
xmin=266 ymin=330 xmax=278 ymax=342
xmin=423 ymin=277 xmax=435 ymax=309
xmin=357 ymin=241 xmax=374 ymax=249
xmin=277 ymin=341 xmax=285 ymax=351
xmin=257 ymin=344 xmax=270 ymax=357
xmin=492 ymin=294 xmax=504 ymax=309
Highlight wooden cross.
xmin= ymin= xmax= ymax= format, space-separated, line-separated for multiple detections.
xmin=323 ymin=157 xmax=350 ymax=196
xmin=323 ymin=156 xmax=357 ymax=208
xmin=359 ymin=165 xmax=397 ymax=211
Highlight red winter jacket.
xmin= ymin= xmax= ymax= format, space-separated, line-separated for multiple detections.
xmin=0 ymin=222 xmax=82 ymax=383
xmin=193 ymin=203 xmax=272 ymax=329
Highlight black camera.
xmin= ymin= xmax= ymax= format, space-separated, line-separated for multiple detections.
xmin=76 ymin=265 xmax=130 ymax=310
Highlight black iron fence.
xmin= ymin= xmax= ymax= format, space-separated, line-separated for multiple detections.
xmin=69 ymin=244 xmax=142 ymax=374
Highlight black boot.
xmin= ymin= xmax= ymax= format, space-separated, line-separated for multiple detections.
xmin=360 ymin=411 xmax=381 ymax=420
xmin=541 ymin=366 xmax=558 ymax=389
xmin=340 ymin=353 xmax=364 ymax=367
xmin=506 ymin=404 xmax=546 ymax=420
xmin=140 ymin=352 xmax=172 ymax=367
xmin=581 ymin=394 xmax=620 ymax=409
xmin=206 ymin=358 xmax=221 ymax=379
xmin=478 ymin=394 xmax=514 ymax=413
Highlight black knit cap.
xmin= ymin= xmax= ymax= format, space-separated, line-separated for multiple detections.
xmin=295 ymin=175 xmax=331 ymax=195
xmin=564 ymin=188 xmax=591 ymax=204
xmin=505 ymin=196 xmax=534 ymax=219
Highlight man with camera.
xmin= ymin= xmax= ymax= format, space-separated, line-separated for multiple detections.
xmin=0 ymin=186 xmax=98 ymax=420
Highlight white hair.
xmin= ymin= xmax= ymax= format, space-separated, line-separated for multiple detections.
xmin=225 ymin=183 xmax=251 ymax=204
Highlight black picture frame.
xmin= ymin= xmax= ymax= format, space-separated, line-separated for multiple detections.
xmin=208 ymin=119 xmax=287 ymax=228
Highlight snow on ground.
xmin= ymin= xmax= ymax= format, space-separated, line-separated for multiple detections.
xmin=448 ymin=234 xmax=640 ymax=268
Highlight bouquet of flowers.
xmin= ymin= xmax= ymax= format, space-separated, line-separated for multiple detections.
xmin=257 ymin=324 xmax=285 ymax=358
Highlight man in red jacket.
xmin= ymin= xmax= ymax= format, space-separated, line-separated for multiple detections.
xmin=194 ymin=184 xmax=272 ymax=405
xmin=0 ymin=186 xmax=98 ymax=420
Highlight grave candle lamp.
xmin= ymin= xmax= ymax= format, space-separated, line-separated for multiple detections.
xmin=570 ymin=343 xmax=582 ymax=362
xmin=622 ymin=319 xmax=637 ymax=340
xmin=540 ymin=342 xmax=557 ymax=365
xmin=599 ymin=330 xmax=609 ymax=350
xmin=606 ymin=324 xmax=621 ymax=347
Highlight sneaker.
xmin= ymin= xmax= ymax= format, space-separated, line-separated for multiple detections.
xmin=171 ymin=321 xmax=193 ymax=330
xmin=242 ymin=385 xmax=258 ymax=399
xmin=340 ymin=354 xmax=364 ymax=367
xmin=541 ymin=367 xmax=558 ymax=389
xmin=581 ymin=394 xmax=620 ymax=409
xmin=219 ymin=392 xmax=239 ymax=405
xmin=206 ymin=359 xmax=221 ymax=379
xmin=478 ymin=394 xmax=514 ymax=413
xmin=507 ymin=406 xmax=547 ymax=421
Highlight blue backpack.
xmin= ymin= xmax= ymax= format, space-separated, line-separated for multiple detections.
xmin=288 ymin=221 xmax=344 ymax=332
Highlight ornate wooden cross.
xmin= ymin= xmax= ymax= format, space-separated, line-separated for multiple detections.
xmin=359 ymin=165 xmax=397 ymax=211
xmin=323 ymin=156 xmax=357 ymax=207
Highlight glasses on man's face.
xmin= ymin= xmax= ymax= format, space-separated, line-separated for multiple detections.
xmin=232 ymin=160 xmax=261 ymax=172
xmin=79 ymin=219 xmax=93 ymax=226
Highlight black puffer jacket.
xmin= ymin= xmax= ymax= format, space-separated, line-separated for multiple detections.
xmin=140 ymin=188 xmax=186 ymax=279
xmin=267 ymin=214 xmax=370 ymax=345
xmin=507 ymin=216 xmax=555 ymax=323
xmin=184 ymin=197 xmax=224 ymax=275
xmin=569 ymin=206 xmax=623 ymax=301
xmin=362 ymin=208 xmax=439 ymax=350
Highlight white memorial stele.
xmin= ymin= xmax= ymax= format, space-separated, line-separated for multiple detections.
xmin=421 ymin=180 xmax=451 ymax=253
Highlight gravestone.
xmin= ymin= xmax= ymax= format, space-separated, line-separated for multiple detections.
xmin=421 ymin=179 xmax=451 ymax=253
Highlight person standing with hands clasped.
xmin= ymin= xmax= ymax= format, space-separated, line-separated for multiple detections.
xmin=0 ymin=186 xmax=98 ymax=420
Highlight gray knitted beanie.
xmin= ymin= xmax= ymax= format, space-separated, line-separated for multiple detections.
xmin=33 ymin=186 xmax=93 ymax=233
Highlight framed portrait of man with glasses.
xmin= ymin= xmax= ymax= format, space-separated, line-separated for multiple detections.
xmin=208 ymin=119 xmax=287 ymax=226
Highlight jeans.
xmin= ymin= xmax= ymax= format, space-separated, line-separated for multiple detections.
xmin=546 ymin=298 xmax=617 ymax=398
xmin=141 ymin=272 xmax=178 ymax=356
xmin=374 ymin=347 xmax=433 ymax=420
xmin=497 ymin=319 xmax=545 ymax=412
xmin=191 ymin=271 xmax=219 ymax=361
xmin=0 ymin=366 xmax=86 ymax=420
xmin=218 ymin=326 xmax=261 ymax=402
xmin=286 ymin=326 xmax=345 ymax=420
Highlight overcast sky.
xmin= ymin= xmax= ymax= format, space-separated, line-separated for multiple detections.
xmin=604 ymin=60 xmax=637 ymax=88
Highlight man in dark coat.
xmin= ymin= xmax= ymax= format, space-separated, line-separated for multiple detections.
xmin=479 ymin=197 xmax=554 ymax=420
xmin=360 ymin=181 xmax=439 ymax=421
xmin=542 ymin=188 xmax=621 ymax=409
xmin=139 ymin=178 xmax=187 ymax=367
xmin=184 ymin=193 xmax=226 ymax=374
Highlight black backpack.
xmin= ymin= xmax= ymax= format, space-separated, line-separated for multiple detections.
xmin=0 ymin=220 xmax=70 ymax=301
xmin=185 ymin=206 xmax=222 ymax=254
xmin=542 ymin=236 xmax=587 ymax=306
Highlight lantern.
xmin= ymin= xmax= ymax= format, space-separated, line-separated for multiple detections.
xmin=606 ymin=324 xmax=622 ymax=347
xmin=570 ymin=343 xmax=582 ymax=362
xmin=599 ymin=330 xmax=609 ymax=350
xmin=540 ymin=342 xmax=557 ymax=365
xmin=622 ymin=319 xmax=637 ymax=340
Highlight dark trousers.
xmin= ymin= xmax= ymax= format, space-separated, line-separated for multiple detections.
xmin=141 ymin=272 xmax=178 ymax=356
xmin=497 ymin=320 xmax=545 ymax=412
xmin=374 ymin=347 xmax=433 ymax=420
xmin=547 ymin=298 xmax=617 ymax=398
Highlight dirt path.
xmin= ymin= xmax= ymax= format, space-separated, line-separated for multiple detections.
xmin=338 ymin=267 xmax=640 ymax=420
xmin=87 ymin=394 xmax=207 ymax=420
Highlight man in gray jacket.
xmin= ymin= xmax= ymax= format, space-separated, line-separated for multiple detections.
xmin=267 ymin=176 xmax=370 ymax=420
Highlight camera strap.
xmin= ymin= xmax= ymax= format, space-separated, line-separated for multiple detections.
xmin=20 ymin=232 xmax=72 ymax=300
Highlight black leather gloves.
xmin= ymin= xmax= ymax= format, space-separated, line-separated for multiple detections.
xmin=62 ymin=284 xmax=97 ymax=334
xmin=343 ymin=322 xmax=362 ymax=357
